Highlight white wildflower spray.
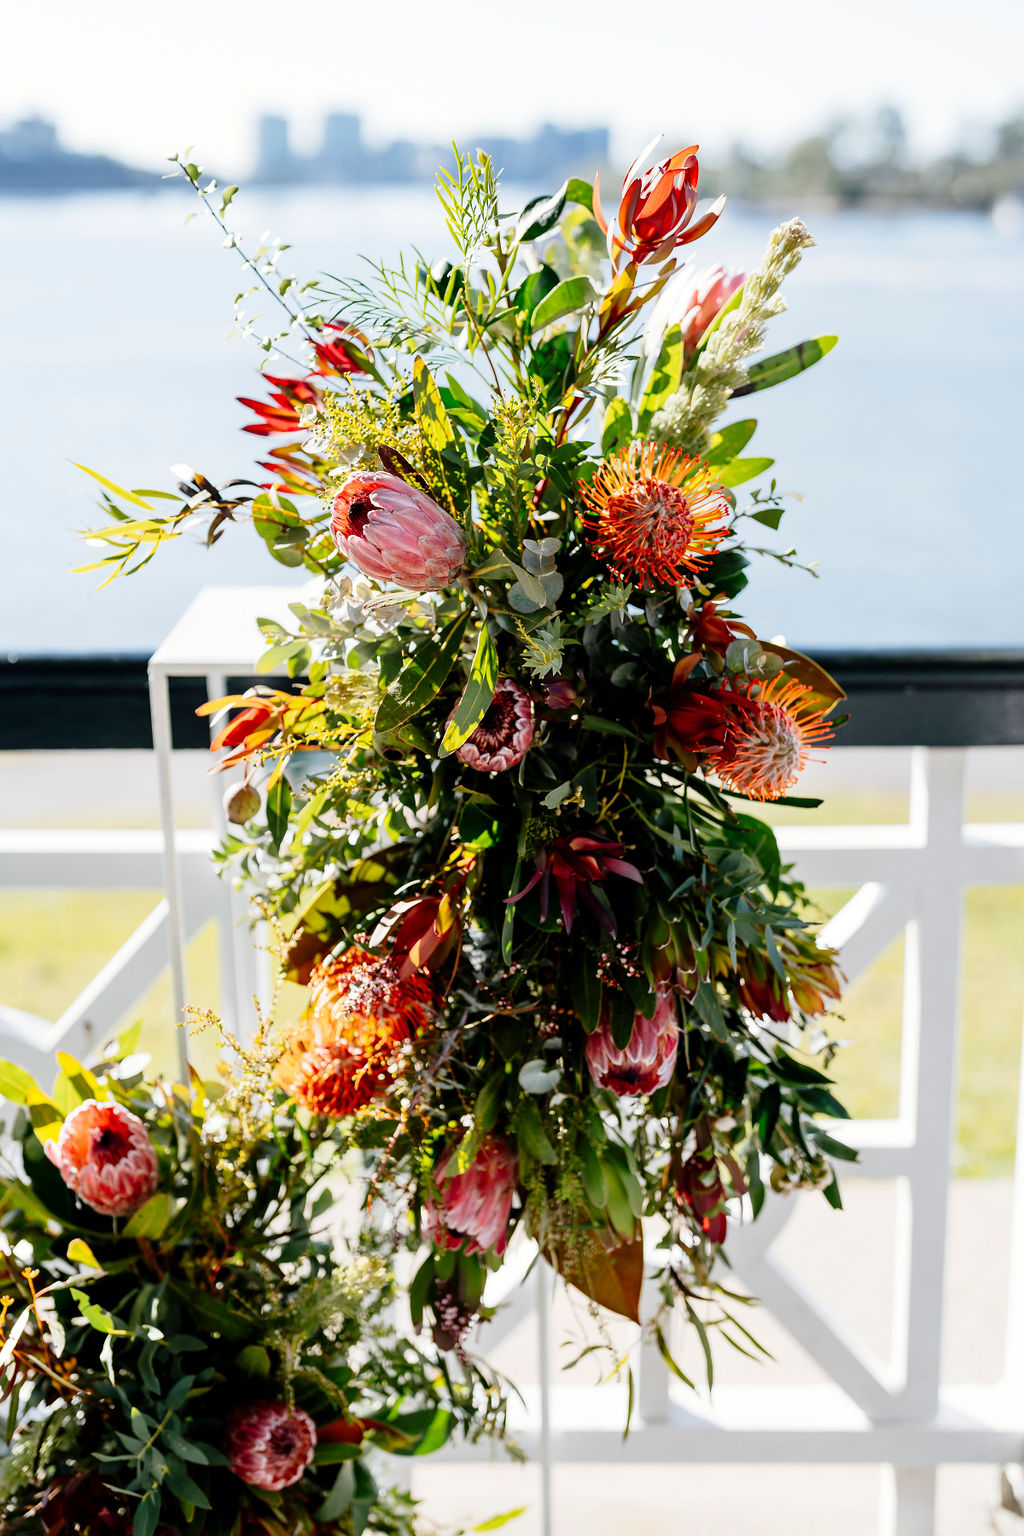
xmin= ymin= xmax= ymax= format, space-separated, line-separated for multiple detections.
xmin=650 ymin=218 xmax=816 ymax=455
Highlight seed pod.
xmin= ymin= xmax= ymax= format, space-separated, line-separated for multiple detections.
xmin=223 ymin=781 xmax=261 ymax=825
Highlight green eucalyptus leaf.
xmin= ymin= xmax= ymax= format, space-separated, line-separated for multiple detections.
xmin=531 ymin=275 xmax=599 ymax=331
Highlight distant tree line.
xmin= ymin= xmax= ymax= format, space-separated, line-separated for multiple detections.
xmin=701 ymin=105 xmax=1024 ymax=210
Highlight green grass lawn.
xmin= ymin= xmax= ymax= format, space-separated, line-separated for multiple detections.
xmin=2 ymin=798 xmax=1022 ymax=1177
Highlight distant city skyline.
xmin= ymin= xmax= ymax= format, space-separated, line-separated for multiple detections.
xmin=6 ymin=0 xmax=1022 ymax=177
xmin=252 ymin=113 xmax=609 ymax=186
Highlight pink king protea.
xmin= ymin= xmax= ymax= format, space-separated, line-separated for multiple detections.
xmin=330 ymin=471 xmax=466 ymax=591
xmin=225 ymin=1401 xmax=317 ymax=1492
xmin=585 ymin=988 xmax=680 ymax=1096
xmin=677 ymin=265 xmax=744 ymax=358
xmin=45 ymin=1099 xmax=158 ymax=1218
xmin=424 ymin=1136 xmax=519 ymax=1256
xmin=456 ymin=678 xmax=534 ymax=772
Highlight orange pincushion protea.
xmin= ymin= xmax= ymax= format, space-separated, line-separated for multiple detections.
xmin=708 ymin=674 xmax=834 ymax=801
xmin=580 ymin=441 xmax=730 ymax=589
xmin=275 ymin=946 xmax=434 ymax=1117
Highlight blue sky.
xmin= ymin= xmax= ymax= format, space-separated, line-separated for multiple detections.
xmin=5 ymin=0 xmax=1022 ymax=172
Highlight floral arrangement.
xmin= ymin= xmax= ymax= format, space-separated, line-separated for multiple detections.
xmin=0 ymin=1026 xmax=512 ymax=1534
xmin=78 ymin=138 xmax=852 ymax=1390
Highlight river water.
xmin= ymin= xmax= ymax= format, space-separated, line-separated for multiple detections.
xmin=2 ymin=185 xmax=1022 ymax=654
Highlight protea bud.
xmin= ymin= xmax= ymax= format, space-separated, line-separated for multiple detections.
xmin=677 ymin=265 xmax=745 ymax=358
xmin=331 ymin=471 xmax=465 ymax=591
xmin=456 ymin=678 xmax=535 ymax=773
xmin=675 ymin=1146 xmax=728 ymax=1244
xmin=225 ymin=1401 xmax=316 ymax=1491
xmin=423 ymin=1136 xmax=519 ymax=1256
xmin=584 ymin=988 xmax=679 ymax=1096
xmin=45 ymin=1100 xmax=158 ymax=1218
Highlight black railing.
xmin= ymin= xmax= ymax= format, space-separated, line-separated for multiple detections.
xmin=3 ymin=651 xmax=1024 ymax=751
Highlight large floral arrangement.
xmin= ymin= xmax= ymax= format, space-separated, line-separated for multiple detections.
xmin=0 ymin=1025 xmax=511 ymax=1534
xmin=79 ymin=138 xmax=852 ymax=1381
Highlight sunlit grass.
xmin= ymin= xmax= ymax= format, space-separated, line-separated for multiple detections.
xmin=1 ymin=795 xmax=1022 ymax=1177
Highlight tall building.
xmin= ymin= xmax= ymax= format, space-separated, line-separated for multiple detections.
xmin=255 ymin=115 xmax=292 ymax=183
xmin=320 ymin=113 xmax=362 ymax=180
xmin=3 ymin=117 xmax=60 ymax=161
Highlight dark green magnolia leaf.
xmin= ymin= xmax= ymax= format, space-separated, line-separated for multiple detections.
xmin=517 ymin=183 xmax=568 ymax=242
xmin=515 ymin=265 xmax=559 ymax=321
xmin=531 ymin=275 xmax=599 ymax=332
xmin=374 ymin=609 xmax=470 ymax=734
xmin=441 ymin=624 xmax=498 ymax=755
xmin=733 ymin=336 xmax=838 ymax=397
xmin=637 ymin=325 xmax=683 ymax=433
xmin=565 ymin=177 xmax=594 ymax=213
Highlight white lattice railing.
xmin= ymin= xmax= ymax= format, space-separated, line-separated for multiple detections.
xmin=2 ymin=591 xmax=1023 ymax=1536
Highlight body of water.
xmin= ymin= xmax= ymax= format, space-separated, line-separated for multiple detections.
xmin=2 ymin=185 xmax=1022 ymax=654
